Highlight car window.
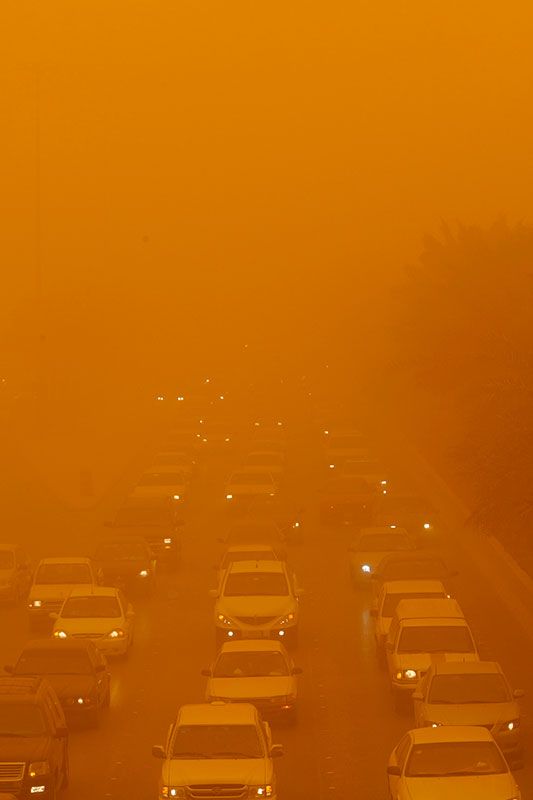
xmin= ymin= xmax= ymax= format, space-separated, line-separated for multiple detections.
xmin=214 ymin=651 xmax=289 ymax=678
xmin=428 ymin=673 xmax=510 ymax=704
xmin=405 ymin=741 xmax=507 ymax=777
xmin=397 ymin=625 xmax=476 ymax=654
xmin=35 ymin=563 xmax=92 ymax=585
xmin=382 ymin=592 xmax=446 ymax=617
xmin=224 ymin=572 xmax=289 ymax=597
xmin=172 ymin=724 xmax=263 ymax=759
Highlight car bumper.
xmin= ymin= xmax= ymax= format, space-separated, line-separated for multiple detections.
xmin=216 ymin=626 xmax=297 ymax=644
xmin=94 ymin=637 xmax=129 ymax=655
xmin=2 ymin=777 xmax=57 ymax=798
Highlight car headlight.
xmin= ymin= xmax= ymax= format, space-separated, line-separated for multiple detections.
xmin=503 ymin=719 xmax=520 ymax=731
xmin=29 ymin=600 xmax=42 ymax=608
xmin=276 ymin=611 xmax=295 ymax=627
xmin=164 ymin=538 xmax=172 ymax=544
xmin=425 ymin=720 xmax=442 ymax=728
xmin=108 ymin=628 xmax=125 ymax=639
xmin=75 ymin=695 xmax=94 ymax=706
xmin=29 ymin=761 xmax=50 ymax=777
xmin=173 ymin=494 xmax=181 ymax=501
xmin=161 ymin=788 xmax=186 ymax=799
xmin=423 ymin=522 xmax=431 ymax=530
xmin=139 ymin=569 xmax=149 ymax=577
xmin=226 ymin=494 xmax=233 ymax=500
xmin=395 ymin=669 xmax=418 ymax=681
xmin=217 ymin=613 xmax=236 ymax=627
xmin=251 ymin=786 xmax=273 ymax=798
xmin=360 ymin=563 xmax=372 ymax=573
xmin=53 ymin=630 xmax=68 ymax=639
xmin=380 ymin=480 xmax=387 ymax=485
xmin=329 ymin=464 xmax=335 ymax=469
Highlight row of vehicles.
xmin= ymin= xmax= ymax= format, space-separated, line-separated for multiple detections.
xmin=326 ymin=426 xmax=524 ymax=799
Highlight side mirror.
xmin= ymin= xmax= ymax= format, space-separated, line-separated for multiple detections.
xmin=54 ymin=726 xmax=68 ymax=739
xmin=411 ymin=691 xmax=423 ymax=701
xmin=201 ymin=668 xmax=211 ymax=677
xmin=152 ymin=745 xmax=166 ymax=759
xmin=4 ymin=665 xmax=13 ymax=674
xmin=513 ymin=688 xmax=525 ymax=698
xmin=292 ymin=667 xmax=303 ymax=675
xmin=208 ymin=589 xmax=218 ymax=599
xmin=270 ymin=744 xmax=284 ymax=758
xmin=387 ymin=765 xmax=401 ymax=776
xmin=49 ymin=612 xmax=59 ymax=621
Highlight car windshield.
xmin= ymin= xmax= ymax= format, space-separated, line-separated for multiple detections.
xmin=35 ymin=563 xmax=92 ymax=585
xmin=0 ymin=551 xmax=14 ymax=569
xmin=379 ymin=559 xmax=448 ymax=581
xmin=114 ymin=508 xmax=174 ymax=527
xmin=61 ymin=596 xmax=121 ymax=619
xmin=357 ymin=534 xmax=410 ymax=552
xmin=95 ymin=542 xmax=147 ymax=561
xmin=405 ymin=741 xmax=507 ymax=777
xmin=397 ymin=625 xmax=476 ymax=654
xmin=224 ymin=572 xmax=289 ymax=597
xmin=328 ymin=435 xmax=367 ymax=449
xmin=0 ymin=705 xmax=47 ymax=737
xmin=138 ymin=472 xmax=185 ymax=486
xmin=214 ymin=651 xmax=289 ymax=677
xmin=428 ymin=673 xmax=511 ymax=704
xmin=16 ymin=651 xmax=93 ymax=675
xmin=382 ymin=592 xmax=446 ymax=617
xmin=230 ymin=473 xmax=273 ymax=486
xmin=222 ymin=551 xmax=276 ymax=569
xmin=172 ymin=724 xmax=263 ymax=759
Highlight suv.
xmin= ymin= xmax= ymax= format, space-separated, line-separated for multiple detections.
xmin=386 ymin=598 xmax=479 ymax=709
xmin=211 ymin=560 xmax=302 ymax=648
xmin=107 ymin=500 xmax=182 ymax=571
xmin=0 ymin=676 xmax=69 ymax=797
xmin=94 ymin=537 xmax=156 ymax=595
xmin=6 ymin=639 xmax=110 ymax=728
xmin=27 ymin=558 xmax=101 ymax=630
xmin=0 ymin=544 xmax=32 ymax=604
xmin=152 ymin=702 xmax=283 ymax=800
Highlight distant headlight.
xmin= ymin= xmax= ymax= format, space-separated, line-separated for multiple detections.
xmin=361 ymin=564 xmax=372 ymax=574
xmin=396 ymin=669 xmax=418 ymax=681
xmin=504 ymin=719 xmax=520 ymax=731
xmin=164 ymin=538 xmax=172 ymax=544
xmin=108 ymin=629 xmax=125 ymax=639
xmin=54 ymin=630 xmax=68 ymax=639
xmin=28 ymin=761 xmax=50 ymax=777
xmin=425 ymin=720 xmax=442 ymax=728
xmin=226 ymin=494 xmax=233 ymax=500
xmin=29 ymin=600 xmax=42 ymax=608
xmin=329 ymin=464 xmax=335 ymax=469
xmin=380 ymin=480 xmax=387 ymax=485
xmin=160 ymin=787 xmax=185 ymax=799
xmin=423 ymin=522 xmax=431 ymax=530
xmin=173 ymin=494 xmax=181 ymax=501
xmin=139 ymin=569 xmax=149 ymax=577
xmin=253 ymin=786 xmax=273 ymax=797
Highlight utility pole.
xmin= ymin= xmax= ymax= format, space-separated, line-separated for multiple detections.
xmin=33 ymin=64 xmax=48 ymax=423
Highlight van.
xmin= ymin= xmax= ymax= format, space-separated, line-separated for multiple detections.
xmin=385 ymin=598 xmax=479 ymax=709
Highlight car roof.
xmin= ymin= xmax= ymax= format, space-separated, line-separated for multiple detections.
xmin=228 ymin=560 xmax=285 ymax=574
xmin=37 ymin=557 xmax=92 ymax=565
xmin=409 ymin=725 xmax=495 ymax=743
xmin=178 ymin=702 xmax=258 ymax=725
xmin=0 ymin=676 xmax=45 ymax=698
xmin=431 ymin=661 xmax=502 ymax=676
xmin=382 ymin=580 xmax=447 ymax=594
xmin=66 ymin=585 xmax=119 ymax=598
xmin=21 ymin=638 xmax=96 ymax=653
xmin=218 ymin=640 xmax=287 ymax=654
xmin=395 ymin=598 xmax=465 ymax=620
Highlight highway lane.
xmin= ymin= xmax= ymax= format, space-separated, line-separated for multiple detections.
xmin=1 ymin=418 xmax=533 ymax=797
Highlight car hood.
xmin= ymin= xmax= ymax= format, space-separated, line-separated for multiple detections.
xmin=395 ymin=653 xmax=479 ymax=670
xmin=0 ymin=735 xmax=49 ymax=762
xmin=424 ymin=701 xmax=519 ymax=726
xmin=29 ymin=584 xmax=93 ymax=600
xmin=39 ymin=673 xmax=97 ymax=699
xmin=216 ymin=597 xmax=295 ymax=618
xmin=54 ymin=617 xmax=123 ymax=635
xmin=164 ymin=757 xmax=271 ymax=787
xmin=207 ymin=676 xmax=294 ymax=699
xmin=401 ymin=773 xmax=517 ymax=800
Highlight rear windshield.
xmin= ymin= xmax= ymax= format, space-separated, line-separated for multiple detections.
xmin=16 ymin=651 xmax=92 ymax=675
xmin=61 ymin=596 xmax=121 ymax=619
xmin=382 ymin=592 xmax=446 ymax=617
xmin=35 ymin=563 xmax=92 ymax=585
xmin=214 ymin=651 xmax=289 ymax=678
xmin=428 ymin=673 xmax=510 ymax=704
xmin=397 ymin=625 xmax=476 ymax=654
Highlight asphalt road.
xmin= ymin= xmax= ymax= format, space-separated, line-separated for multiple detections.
xmin=1 ymin=417 xmax=533 ymax=799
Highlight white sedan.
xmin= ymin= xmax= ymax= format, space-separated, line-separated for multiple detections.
xmin=131 ymin=467 xmax=189 ymax=505
xmin=52 ymin=586 xmax=135 ymax=656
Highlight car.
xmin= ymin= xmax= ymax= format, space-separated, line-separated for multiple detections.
xmin=225 ymin=470 xmax=278 ymax=511
xmin=6 ymin=639 xmax=110 ymax=727
xmin=412 ymin=661 xmax=524 ymax=766
xmin=369 ymin=551 xmax=458 ymax=604
xmin=211 ymin=560 xmax=302 ymax=648
xmin=374 ymin=493 xmax=440 ymax=542
xmin=371 ymin=579 xmax=448 ymax=654
xmin=244 ymin=451 xmax=286 ymax=478
xmin=202 ymin=640 xmax=302 ymax=723
xmin=52 ymin=586 xmax=135 ymax=657
xmin=387 ymin=726 xmax=522 ymax=800
xmin=385 ymin=598 xmax=479 ymax=709
xmin=149 ymin=451 xmax=196 ymax=478
xmin=94 ymin=537 xmax=156 ymax=595
xmin=152 ymin=702 xmax=283 ymax=800
xmin=319 ymin=476 xmax=379 ymax=524
xmin=348 ymin=527 xmax=415 ymax=585
xmin=339 ymin=459 xmax=388 ymax=492
xmin=27 ymin=557 xmax=101 ymax=630
xmin=0 ymin=544 xmax=32 ymax=604
xmin=196 ymin=420 xmax=237 ymax=450
xmin=323 ymin=429 xmax=371 ymax=469
xmin=107 ymin=499 xmax=182 ymax=571
xmin=215 ymin=545 xmax=279 ymax=583
xmin=0 ymin=676 xmax=69 ymax=797
xmin=130 ymin=468 xmax=189 ymax=506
